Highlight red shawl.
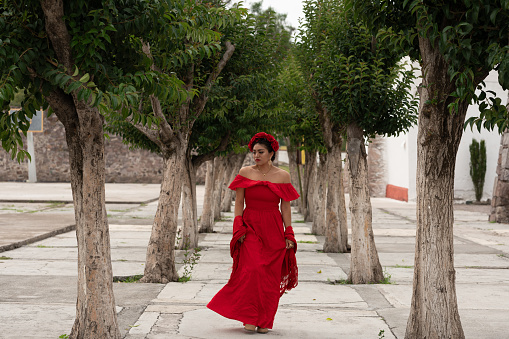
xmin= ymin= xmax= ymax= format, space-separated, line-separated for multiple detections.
xmin=230 ymin=215 xmax=247 ymax=274
xmin=280 ymin=226 xmax=298 ymax=296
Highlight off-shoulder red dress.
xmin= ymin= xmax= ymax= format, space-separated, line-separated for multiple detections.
xmin=207 ymin=175 xmax=300 ymax=329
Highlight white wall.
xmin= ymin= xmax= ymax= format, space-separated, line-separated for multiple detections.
xmin=454 ymin=71 xmax=507 ymax=201
xmin=384 ymin=69 xmax=507 ymax=202
xmin=384 ymin=132 xmax=410 ymax=189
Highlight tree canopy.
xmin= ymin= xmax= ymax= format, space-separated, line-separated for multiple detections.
xmin=348 ymin=0 xmax=509 ymax=132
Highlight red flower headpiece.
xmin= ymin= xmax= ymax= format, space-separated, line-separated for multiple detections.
xmin=248 ymin=132 xmax=279 ymax=153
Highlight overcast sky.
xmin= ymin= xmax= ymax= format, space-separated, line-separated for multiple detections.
xmin=244 ymin=0 xmax=304 ymax=30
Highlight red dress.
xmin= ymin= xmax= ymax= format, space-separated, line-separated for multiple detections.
xmin=207 ymin=175 xmax=300 ymax=329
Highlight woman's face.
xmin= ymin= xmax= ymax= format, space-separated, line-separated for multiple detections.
xmin=252 ymin=143 xmax=273 ymax=166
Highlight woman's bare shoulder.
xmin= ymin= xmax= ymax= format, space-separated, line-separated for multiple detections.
xmin=273 ymin=167 xmax=291 ymax=183
xmin=238 ymin=166 xmax=255 ymax=177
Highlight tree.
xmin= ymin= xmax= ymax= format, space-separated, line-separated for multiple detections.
xmin=0 ymin=1 xmax=191 ymax=337
xmin=109 ymin=2 xmax=242 ymax=283
xmin=192 ymin=2 xmax=294 ymax=233
xmin=350 ymin=0 xmax=509 ymax=337
xmin=296 ymin=2 xmax=349 ymax=253
xmin=273 ymin=54 xmax=327 ymax=233
xmin=305 ymin=0 xmax=418 ymax=283
xmin=469 ymin=138 xmax=486 ymax=202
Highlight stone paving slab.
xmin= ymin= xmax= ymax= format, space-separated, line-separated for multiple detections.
xmin=378 ymin=307 xmax=509 ymax=339
xmin=0 ymin=213 xmax=76 ymax=250
xmin=0 ymin=303 xmax=76 ymax=339
xmin=0 ymin=182 xmax=162 ymax=203
xmin=378 ymin=283 xmax=509 ymax=310
xmin=1 ymin=183 xmax=508 ymax=338
xmin=176 ymin=308 xmax=395 ymax=339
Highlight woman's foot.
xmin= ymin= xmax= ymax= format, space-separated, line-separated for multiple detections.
xmin=257 ymin=327 xmax=269 ymax=334
xmin=244 ymin=324 xmax=256 ymax=333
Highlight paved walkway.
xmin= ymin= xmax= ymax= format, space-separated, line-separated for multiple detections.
xmin=0 ymin=183 xmax=508 ymax=338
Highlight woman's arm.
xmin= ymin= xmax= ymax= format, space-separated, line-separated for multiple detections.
xmin=281 ymin=199 xmax=295 ymax=249
xmin=235 ymin=188 xmax=246 ymax=243
xmin=234 ymin=188 xmax=245 ymax=217
xmin=281 ymin=199 xmax=292 ymax=229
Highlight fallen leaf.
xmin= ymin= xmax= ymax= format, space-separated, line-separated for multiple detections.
xmin=326 ymin=318 xmax=332 ymax=321
xmin=317 ymin=270 xmax=322 ymax=274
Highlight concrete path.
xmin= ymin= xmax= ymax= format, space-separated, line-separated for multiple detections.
xmin=0 ymin=184 xmax=508 ymax=338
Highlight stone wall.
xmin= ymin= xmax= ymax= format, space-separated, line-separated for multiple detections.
xmin=489 ymin=130 xmax=509 ymax=223
xmin=0 ymin=142 xmax=28 ymax=182
xmin=367 ymin=136 xmax=386 ymax=197
xmin=0 ymin=112 xmax=164 ymax=183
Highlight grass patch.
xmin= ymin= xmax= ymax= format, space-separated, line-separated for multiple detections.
xmin=0 ymin=207 xmax=25 ymax=212
xmin=379 ymin=270 xmax=392 ymax=284
xmin=497 ymin=254 xmax=508 ymax=258
xmin=117 ymin=259 xmax=128 ymax=262
xmin=294 ymin=220 xmax=306 ymax=223
xmin=394 ymin=264 xmax=413 ymax=268
xmin=316 ymin=249 xmax=324 ymax=253
xmin=178 ymin=276 xmax=191 ymax=283
xmin=327 ymin=269 xmax=393 ymax=285
xmin=46 ymin=202 xmax=65 ymax=209
xmin=114 ymin=275 xmax=143 ymax=283
xmin=36 ymin=245 xmax=53 ymax=248
xmin=0 ymin=256 xmax=12 ymax=260
xmin=297 ymin=240 xmax=319 ymax=244
xmin=328 ymin=278 xmax=350 ymax=285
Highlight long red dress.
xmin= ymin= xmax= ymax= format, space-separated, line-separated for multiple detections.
xmin=207 ymin=175 xmax=300 ymax=329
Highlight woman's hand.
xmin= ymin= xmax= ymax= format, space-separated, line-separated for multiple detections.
xmin=286 ymin=239 xmax=294 ymax=249
xmin=238 ymin=234 xmax=246 ymax=243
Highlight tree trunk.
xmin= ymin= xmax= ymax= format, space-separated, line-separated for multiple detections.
xmin=212 ymin=156 xmax=227 ymax=221
xmin=489 ymin=94 xmax=509 ymax=222
xmin=141 ymin=139 xmax=186 ymax=283
xmin=221 ymin=152 xmax=246 ymax=212
xmin=179 ymin=150 xmax=198 ymax=249
xmin=40 ymin=0 xmax=120 ymax=336
xmin=404 ymin=37 xmax=479 ymax=339
xmin=199 ymin=160 xmax=215 ymax=233
xmin=312 ymin=152 xmax=327 ymax=235
xmin=317 ymin=101 xmax=348 ymax=253
xmin=286 ymin=138 xmax=301 ymax=207
xmin=47 ymin=91 xmax=120 ymax=338
xmin=323 ymin=139 xmax=349 ymax=253
xmin=304 ymin=150 xmax=317 ymax=222
xmin=300 ymin=154 xmax=310 ymax=218
xmin=347 ymin=123 xmax=383 ymax=284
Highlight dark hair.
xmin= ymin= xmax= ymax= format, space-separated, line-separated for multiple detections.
xmin=252 ymin=138 xmax=276 ymax=161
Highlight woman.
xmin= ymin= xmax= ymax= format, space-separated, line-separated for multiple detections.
xmin=207 ymin=132 xmax=299 ymax=334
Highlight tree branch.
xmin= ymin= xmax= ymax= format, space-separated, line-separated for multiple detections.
xmin=179 ymin=64 xmax=195 ymax=126
xmin=131 ymin=99 xmax=164 ymax=149
xmin=191 ymin=41 xmax=235 ymax=119
xmin=40 ymin=0 xmax=73 ymax=70
xmin=141 ymin=41 xmax=174 ymax=143
xmin=192 ymin=131 xmax=231 ymax=168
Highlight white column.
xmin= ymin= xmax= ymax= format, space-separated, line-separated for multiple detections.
xmin=27 ymin=132 xmax=37 ymax=182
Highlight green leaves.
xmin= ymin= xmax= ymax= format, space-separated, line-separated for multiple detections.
xmin=297 ymin=0 xmax=418 ymax=138
xmin=349 ymin=0 xmax=509 ymax=135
